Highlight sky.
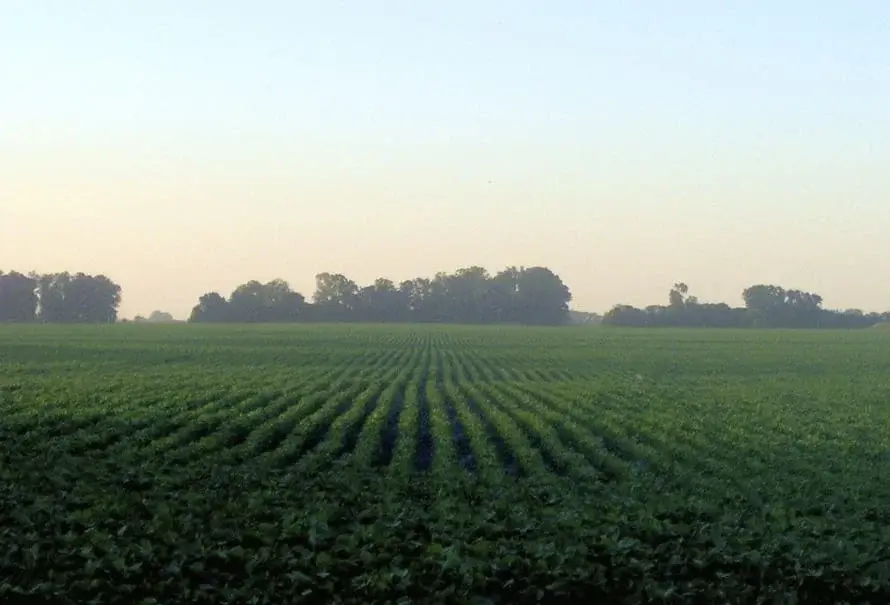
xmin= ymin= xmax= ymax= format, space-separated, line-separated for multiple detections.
xmin=2 ymin=1 xmax=889 ymax=319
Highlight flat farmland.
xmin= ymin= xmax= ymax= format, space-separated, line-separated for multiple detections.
xmin=1 ymin=324 xmax=889 ymax=603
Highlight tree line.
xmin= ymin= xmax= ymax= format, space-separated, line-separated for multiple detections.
xmin=3 ymin=267 xmax=887 ymax=328
xmin=189 ymin=266 xmax=573 ymax=325
xmin=0 ymin=270 xmax=122 ymax=323
xmin=603 ymin=283 xmax=890 ymax=329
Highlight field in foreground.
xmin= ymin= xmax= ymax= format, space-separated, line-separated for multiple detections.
xmin=1 ymin=324 xmax=890 ymax=603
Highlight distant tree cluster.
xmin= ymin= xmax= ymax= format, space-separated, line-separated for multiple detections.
xmin=189 ymin=266 xmax=572 ymax=325
xmin=603 ymin=283 xmax=890 ymax=329
xmin=567 ymin=310 xmax=602 ymax=325
xmin=132 ymin=310 xmax=180 ymax=324
xmin=0 ymin=270 xmax=122 ymax=323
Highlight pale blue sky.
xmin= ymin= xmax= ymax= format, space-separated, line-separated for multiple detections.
xmin=2 ymin=1 xmax=889 ymax=318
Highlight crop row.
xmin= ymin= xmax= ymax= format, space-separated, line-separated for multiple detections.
xmin=0 ymin=347 xmax=786 ymax=507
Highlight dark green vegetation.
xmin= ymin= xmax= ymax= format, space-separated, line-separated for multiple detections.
xmin=0 ymin=271 xmax=122 ymax=323
xmin=189 ymin=265 xmax=572 ymax=325
xmin=0 ymin=264 xmax=573 ymax=326
xmin=2 ymin=325 xmax=890 ymax=603
xmin=4 ymin=267 xmax=887 ymax=329
xmin=604 ymin=282 xmax=890 ymax=329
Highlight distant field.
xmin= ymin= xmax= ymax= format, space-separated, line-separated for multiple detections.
xmin=1 ymin=324 xmax=889 ymax=603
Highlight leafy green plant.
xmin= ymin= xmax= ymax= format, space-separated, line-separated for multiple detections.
xmin=1 ymin=323 xmax=889 ymax=602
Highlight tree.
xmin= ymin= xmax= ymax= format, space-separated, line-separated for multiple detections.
xmin=187 ymin=265 xmax=572 ymax=325
xmin=444 ymin=266 xmax=492 ymax=323
xmin=262 ymin=279 xmax=306 ymax=322
xmin=190 ymin=280 xmax=305 ymax=323
xmin=227 ymin=280 xmax=267 ymax=322
xmin=487 ymin=267 xmax=521 ymax=323
xmin=0 ymin=271 xmax=38 ymax=322
xmin=662 ymin=283 xmax=703 ymax=326
xmin=603 ymin=281 xmax=875 ymax=329
xmin=513 ymin=266 xmax=572 ymax=325
xmin=669 ymin=282 xmax=689 ymax=308
xmin=741 ymin=284 xmax=786 ymax=327
xmin=567 ymin=310 xmax=601 ymax=325
xmin=602 ymin=304 xmax=649 ymax=327
xmin=426 ymin=272 xmax=452 ymax=322
xmin=35 ymin=273 xmax=68 ymax=322
xmin=312 ymin=273 xmax=359 ymax=320
xmin=399 ymin=278 xmax=432 ymax=322
xmin=189 ymin=292 xmax=229 ymax=322
xmin=742 ymin=284 xmax=823 ymax=328
xmin=35 ymin=272 xmax=121 ymax=323
xmin=132 ymin=310 xmax=176 ymax=323
xmin=356 ymin=278 xmax=408 ymax=322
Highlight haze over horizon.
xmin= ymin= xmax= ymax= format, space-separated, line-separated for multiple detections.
xmin=3 ymin=1 xmax=888 ymax=320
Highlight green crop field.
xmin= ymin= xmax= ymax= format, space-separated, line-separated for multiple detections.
xmin=1 ymin=324 xmax=889 ymax=603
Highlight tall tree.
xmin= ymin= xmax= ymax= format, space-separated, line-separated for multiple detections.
xmin=513 ymin=266 xmax=572 ymax=325
xmin=490 ymin=267 xmax=522 ymax=323
xmin=0 ymin=271 xmax=38 ymax=322
xmin=312 ymin=273 xmax=359 ymax=320
xmin=742 ymin=284 xmax=824 ymax=328
xmin=189 ymin=292 xmax=230 ymax=322
xmin=189 ymin=280 xmax=306 ymax=323
xmin=669 ymin=282 xmax=689 ymax=308
xmin=741 ymin=284 xmax=787 ymax=327
xmin=602 ymin=304 xmax=649 ymax=327
xmin=446 ymin=266 xmax=492 ymax=323
xmin=36 ymin=272 xmax=121 ymax=323
xmin=399 ymin=278 xmax=432 ymax=322
xmin=227 ymin=280 xmax=268 ymax=322
xmin=263 ymin=279 xmax=306 ymax=322
xmin=356 ymin=278 xmax=408 ymax=322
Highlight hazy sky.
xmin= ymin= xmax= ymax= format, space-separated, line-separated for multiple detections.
xmin=3 ymin=1 xmax=889 ymax=318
